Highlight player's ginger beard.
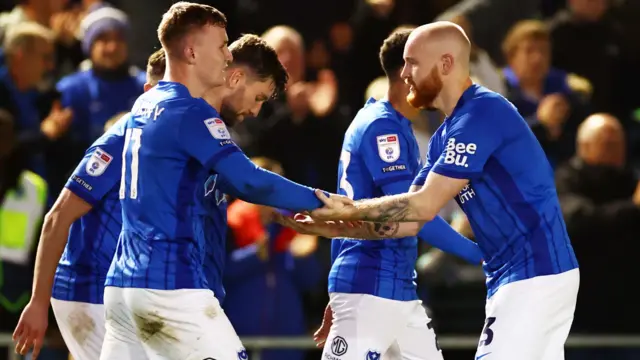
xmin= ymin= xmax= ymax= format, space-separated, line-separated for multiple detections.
xmin=406 ymin=65 xmax=443 ymax=111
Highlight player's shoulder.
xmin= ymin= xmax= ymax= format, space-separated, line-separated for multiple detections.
xmin=457 ymin=84 xmax=521 ymax=123
xmin=349 ymin=98 xmax=405 ymax=139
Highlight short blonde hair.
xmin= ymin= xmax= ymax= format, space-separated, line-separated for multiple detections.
xmin=501 ymin=20 xmax=549 ymax=61
xmin=3 ymin=22 xmax=54 ymax=55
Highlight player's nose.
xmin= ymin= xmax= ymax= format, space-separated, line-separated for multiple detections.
xmin=400 ymin=63 xmax=410 ymax=79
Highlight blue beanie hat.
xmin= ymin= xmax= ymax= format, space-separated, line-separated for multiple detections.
xmin=80 ymin=4 xmax=130 ymax=55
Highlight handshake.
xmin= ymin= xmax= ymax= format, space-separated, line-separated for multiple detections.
xmin=274 ymin=190 xmax=376 ymax=239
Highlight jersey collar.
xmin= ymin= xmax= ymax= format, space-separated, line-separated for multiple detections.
xmin=157 ymin=81 xmax=192 ymax=97
xmin=449 ymin=83 xmax=481 ymax=119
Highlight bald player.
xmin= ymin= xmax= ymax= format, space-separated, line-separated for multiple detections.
xmin=307 ymin=22 xmax=580 ymax=360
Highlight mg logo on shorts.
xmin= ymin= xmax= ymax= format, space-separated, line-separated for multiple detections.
xmin=237 ymin=349 xmax=248 ymax=359
xmin=331 ymin=336 xmax=348 ymax=356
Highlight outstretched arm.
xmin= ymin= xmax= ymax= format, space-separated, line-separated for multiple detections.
xmin=275 ymin=184 xmax=482 ymax=264
xmin=310 ymin=171 xmax=468 ymax=222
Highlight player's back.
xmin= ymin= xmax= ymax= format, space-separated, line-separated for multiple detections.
xmin=53 ymin=116 xmax=127 ymax=304
xmin=107 ymin=81 xmax=222 ymax=290
xmin=330 ymin=98 xmax=422 ymax=301
xmin=428 ymin=85 xmax=578 ymax=295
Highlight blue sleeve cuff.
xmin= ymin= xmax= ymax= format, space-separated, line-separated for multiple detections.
xmin=64 ymin=178 xmax=99 ymax=206
xmin=431 ymin=165 xmax=480 ymax=180
xmin=417 ymin=216 xmax=482 ymax=264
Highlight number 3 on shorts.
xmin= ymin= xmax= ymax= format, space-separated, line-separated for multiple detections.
xmin=479 ymin=317 xmax=496 ymax=347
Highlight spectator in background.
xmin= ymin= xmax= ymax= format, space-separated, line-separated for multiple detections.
xmin=501 ymin=20 xmax=588 ymax=168
xmin=444 ymin=13 xmax=506 ymax=95
xmin=549 ymin=0 xmax=623 ymax=118
xmin=556 ymin=113 xmax=640 ymax=360
xmin=239 ymin=25 xmax=345 ymax=193
xmin=56 ymin=4 xmax=144 ymax=172
xmin=0 ymin=0 xmax=87 ymax=81
xmin=0 ymin=0 xmax=65 ymax=40
xmin=224 ymin=157 xmax=321 ymax=360
xmin=0 ymin=22 xmax=72 ymax=179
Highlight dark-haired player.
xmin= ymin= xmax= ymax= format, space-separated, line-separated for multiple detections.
xmin=143 ymin=33 xmax=289 ymax=311
xmin=105 ymin=2 xmax=343 ymax=359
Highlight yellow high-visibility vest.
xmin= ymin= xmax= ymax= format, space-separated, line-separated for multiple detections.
xmin=0 ymin=171 xmax=47 ymax=265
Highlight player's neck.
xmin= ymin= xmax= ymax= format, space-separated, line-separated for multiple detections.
xmin=439 ymin=77 xmax=473 ymax=116
xmin=387 ymin=84 xmax=420 ymax=121
xmin=203 ymin=86 xmax=224 ymax=111
xmin=163 ymin=60 xmax=208 ymax=98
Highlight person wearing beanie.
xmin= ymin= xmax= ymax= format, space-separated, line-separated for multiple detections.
xmin=55 ymin=4 xmax=145 ymax=165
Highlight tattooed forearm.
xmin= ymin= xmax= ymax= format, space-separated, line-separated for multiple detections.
xmin=355 ymin=194 xmax=418 ymax=222
xmin=371 ymin=222 xmax=400 ymax=238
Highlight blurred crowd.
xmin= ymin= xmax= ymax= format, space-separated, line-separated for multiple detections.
xmin=1 ymin=0 xmax=640 ymax=359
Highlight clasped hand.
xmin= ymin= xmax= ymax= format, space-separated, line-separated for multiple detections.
xmin=272 ymin=190 xmax=361 ymax=237
xmin=309 ymin=189 xmax=356 ymax=220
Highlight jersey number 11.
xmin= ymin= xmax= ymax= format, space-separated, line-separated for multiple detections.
xmin=119 ymin=128 xmax=142 ymax=200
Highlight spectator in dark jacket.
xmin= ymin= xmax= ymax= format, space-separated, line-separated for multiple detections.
xmin=556 ymin=113 xmax=640 ymax=360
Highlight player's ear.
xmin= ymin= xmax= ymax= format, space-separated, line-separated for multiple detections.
xmin=441 ymin=54 xmax=454 ymax=75
xmin=227 ymin=69 xmax=244 ymax=88
xmin=183 ymin=36 xmax=196 ymax=65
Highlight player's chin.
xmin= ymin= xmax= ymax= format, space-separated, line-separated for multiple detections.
xmin=406 ymin=93 xmax=425 ymax=110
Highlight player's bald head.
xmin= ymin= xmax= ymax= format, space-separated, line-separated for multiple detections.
xmin=405 ymin=21 xmax=471 ymax=69
xmin=577 ymin=113 xmax=625 ymax=168
xmin=400 ymin=21 xmax=472 ymax=111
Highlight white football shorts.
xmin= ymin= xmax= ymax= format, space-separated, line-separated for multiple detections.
xmin=51 ymin=298 xmax=106 ymax=360
xmin=475 ymin=268 xmax=580 ymax=360
xmin=322 ymin=293 xmax=443 ymax=360
xmin=100 ymin=287 xmax=246 ymax=360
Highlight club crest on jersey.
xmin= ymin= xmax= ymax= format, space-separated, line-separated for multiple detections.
xmin=85 ymin=147 xmax=112 ymax=176
xmin=366 ymin=350 xmax=381 ymax=360
xmin=204 ymin=118 xmax=231 ymax=140
xmin=377 ymin=134 xmax=400 ymax=163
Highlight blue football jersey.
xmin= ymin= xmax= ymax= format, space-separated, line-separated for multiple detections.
xmin=52 ymin=114 xmax=128 ymax=304
xmin=194 ymin=173 xmax=230 ymax=304
xmin=329 ymin=98 xmax=422 ymax=301
xmin=412 ymin=85 xmax=579 ymax=297
xmin=106 ymin=81 xmax=241 ymax=290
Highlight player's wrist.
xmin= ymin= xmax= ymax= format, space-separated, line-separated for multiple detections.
xmin=29 ymin=292 xmax=51 ymax=307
